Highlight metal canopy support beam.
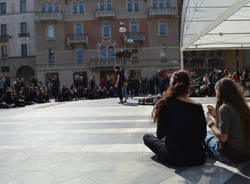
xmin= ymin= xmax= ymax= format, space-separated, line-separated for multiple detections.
xmin=181 ymin=0 xmax=249 ymax=51
xmin=180 ymin=50 xmax=184 ymax=70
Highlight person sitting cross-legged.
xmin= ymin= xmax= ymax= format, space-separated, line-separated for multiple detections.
xmin=204 ymin=78 xmax=250 ymax=164
xmin=143 ymin=70 xmax=207 ymax=166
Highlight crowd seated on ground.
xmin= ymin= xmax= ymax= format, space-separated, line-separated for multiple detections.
xmin=1 ymin=68 xmax=249 ymax=109
xmin=0 ymin=76 xmax=50 ymax=109
xmin=138 ymin=68 xmax=250 ymax=105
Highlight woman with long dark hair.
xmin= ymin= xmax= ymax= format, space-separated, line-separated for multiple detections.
xmin=143 ymin=70 xmax=207 ymax=166
xmin=205 ymin=78 xmax=250 ymax=163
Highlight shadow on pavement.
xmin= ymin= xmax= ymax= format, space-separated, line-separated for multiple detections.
xmin=151 ymin=155 xmax=250 ymax=183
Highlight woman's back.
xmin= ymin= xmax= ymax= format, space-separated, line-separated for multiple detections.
xmin=157 ymin=98 xmax=207 ymax=166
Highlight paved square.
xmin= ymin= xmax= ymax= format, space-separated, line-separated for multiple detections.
xmin=0 ymin=98 xmax=249 ymax=184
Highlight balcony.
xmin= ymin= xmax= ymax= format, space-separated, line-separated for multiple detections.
xmin=67 ymin=34 xmax=89 ymax=46
xmin=0 ymin=35 xmax=11 ymax=42
xmin=95 ymin=9 xmax=116 ymax=18
xmin=34 ymin=12 xmax=63 ymax=22
xmin=18 ymin=33 xmax=30 ymax=37
xmin=89 ymin=58 xmax=124 ymax=69
xmin=149 ymin=7 xmax=177 ymax=17
xmin=125 ymin=32 xmax=145 ymax=42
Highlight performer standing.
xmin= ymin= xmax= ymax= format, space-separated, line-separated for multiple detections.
xmin=114 ymin=65 xmax=124 ymax=104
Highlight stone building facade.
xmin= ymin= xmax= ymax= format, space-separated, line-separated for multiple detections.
xmin=0 ymin=0 xmax=36 ymax=83
xmin=35 ymin=0 xmax=180 ymax=86
xmin=184 ymin=50 xmax=250 ymax=72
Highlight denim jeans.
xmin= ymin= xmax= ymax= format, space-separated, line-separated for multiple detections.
xmin=204 ymin=131 xmax=232 ymax=164
xmin=122 ymin=85 xmax=128 ymax=99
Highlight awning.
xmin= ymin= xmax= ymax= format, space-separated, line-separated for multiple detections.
xmin=181 ymin=0 xmax=250 ymax=51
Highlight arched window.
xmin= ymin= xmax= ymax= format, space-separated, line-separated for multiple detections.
xmin=108 ymin=47 xmax=115 ymax=60
xmin=159 ymin=0 xmax=164 ymax=9
xmin=41 ymin=3 xmax=46 ymax=13
xmin=77 ymin=48 xmax=83 ymax=62
xmin=152 ymin=0 xmax=157 ymax=9
xmin=100 ymin=47 xmax=106 ymax=60
xmin=159 ymin=21 xmax=166 ymax=35
xmin=79 ymin=2 xmax=84 ymax=13
xmin=54 ymin=3 xmax=59 ymax=12
xmin=107 ymin=0 xmax=112 ymax=10
xmin=48 ymin=3 xmax=53 ymax=13
xmin=131 ymin=21 xmax=138 ymax=33
xmin=103 ymin=22 xmax=110 ymax=37
xmin=166 ymin=0 xmax=171 ymax=8
xmin=128 ymin=0 xmax=132 ymax=12
xmin=134 ymin=0 xmax=139 ymax=11
xmin=72 ymin=2 xmax=77 ymax=14
xmin=48 ymin=25 xmax=55 ymax=40
xmin=100 ymin=0 xmax=105 ymax=10
xmin=75 ymin=23 xmax=83 ymax=35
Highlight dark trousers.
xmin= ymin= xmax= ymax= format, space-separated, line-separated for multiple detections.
xmin=117 ymin=85 xmax=123 ymax=101
xmin=143 ymin=134 xmax=167 ymax=162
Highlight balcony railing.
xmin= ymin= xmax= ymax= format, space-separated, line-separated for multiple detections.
xmin=67 ymin=34 xmax=89 ymax=45
xmin=0 ymin=35 xmax=11 ymax=42
xmin=34 ymin=12 xmax=63 ymax=22
xmin=89 ymin=58 xmax=124 ymax=68
xmin=125 ymin=32 xmax=145 ymax=42
xmin=149 ymin=7 xmax=177 ymax=17
xmin=18 ymin=33 xmax=30 ymax=37
xmin=96 ymin=9 xmax=116 ymax=18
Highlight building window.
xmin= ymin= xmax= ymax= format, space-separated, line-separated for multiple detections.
xmin=1 ymin=45 xmax=7 ymax=57
xmin=131 ymin=21 xmax=137 ymax=33
xmin=21 ymin=44 xmax=27 ymax=57
xmin=0 ymin=3 xmax=7 ymax=15
xmin=160 ymin=46 xmax=167 ymax=58
xmin=48 ymin=3 xmax=53 ymax=13
xmin=236 ymin=50 xmax=239 ymax=57
xmin=236 ymin=60 xmax=240 ymax=69
xmin=79 ymin=2 xmax=84 ymax=13
xmin=54 ymin=3 xmax=59 ymax=12
xmin=159 ymin=0 xmax=164 ymax=9
xmin=48 ymin=49 xmax=55 ymax=63
xmin=134 ymin=0 xmax=139 ymax=11
xmin=77 ymin=48 xmax=83 ymax=62
xmin=1 ymin=24 xmax=7 ymax=35
xmin=100 ymin=47 xmax=106 ymax=60
xmin=20 ymin=0 xmax=26 ymax=13
xmin=72 ymin=2 xmax=77 ymax=14
xmin=20 ymin=22 xmax=27 ymax=34
xmin=166 ymin=0 xmax=171 ymax=8
xmin=47 ymin=25 xmax=55 ymax=40
xmin=107 ymin=0 xmax=112 ymax=10
xmin=159 ymin=21 xmax=166 ymax=35
xmin=128 ymin=0 xmax=132 ymax=12
xmin=108 ymin=47 xmax=115 ymax=60
xmin=41 ymin=3 xmax=46 ymax=13
xmin=75 ymin=23 xmax=83 ymax=35
xmin=152 ymin=0 xmax=157 ymax=9
xmin=100 ymin=0 xmax=105 ymax=10
xmin=103 ymin=22 xmax=110 ymax=37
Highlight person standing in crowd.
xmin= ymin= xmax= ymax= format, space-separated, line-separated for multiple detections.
xmin=205 ymin=78 xmax=250 ymax=163
xmin=121 ymin=69 xmax=128 ymax=103
xmin=232 ymin=70 xmax=241 ymax=85
xmin=114 ymin=65 xmax=124 ymax=104
xmin=0 ymin=75 xmax=5 ymax=99
xmin=143 ymin=70 xmax=207 ymax=166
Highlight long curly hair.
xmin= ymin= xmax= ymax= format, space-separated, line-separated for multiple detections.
xmin=215 ymin=78 xmax=250 ymax=142
xmin=152 ymin=70 xmax=190 ymax=123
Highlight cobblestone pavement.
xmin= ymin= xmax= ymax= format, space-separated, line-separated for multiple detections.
xmin=0 ymin=98 xmax=249 ymax=184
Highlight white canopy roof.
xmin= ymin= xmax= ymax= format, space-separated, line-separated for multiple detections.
xmin=181 ymin=0 xmax=250 ymax=51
